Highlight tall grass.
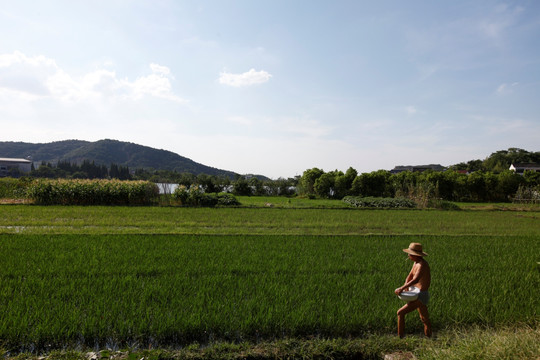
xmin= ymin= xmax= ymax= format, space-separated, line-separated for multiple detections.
xmin=0 ymin=234 xmax=537 ymax=351
xmin=0 ymin=178 xmax=32 ymax=199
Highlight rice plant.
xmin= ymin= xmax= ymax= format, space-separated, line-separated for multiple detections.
xmin=0 ymin=234 xmax=537 ymax=351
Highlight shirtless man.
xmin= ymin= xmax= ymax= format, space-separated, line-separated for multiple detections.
xmin=395 ymin=242 xmax=432 ymax=338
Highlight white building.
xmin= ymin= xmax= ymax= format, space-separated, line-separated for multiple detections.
xmin=509 ymin=163 xmax=540 ymax=174
xmin=0 ymin=158 xmax=32 ymax=177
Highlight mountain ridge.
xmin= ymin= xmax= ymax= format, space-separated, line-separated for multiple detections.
xmin=0 ymin=139 xmax=241 ymax=178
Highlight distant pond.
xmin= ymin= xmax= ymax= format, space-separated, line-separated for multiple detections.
xmin=156 ymin=183 xmax=179 ymax=194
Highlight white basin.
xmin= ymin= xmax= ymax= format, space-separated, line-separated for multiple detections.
xmin=397 ymin=286 xmax=420 ymax=302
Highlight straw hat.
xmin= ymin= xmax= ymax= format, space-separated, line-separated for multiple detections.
xmin=403 ymin=242 xmax=428 ymax=257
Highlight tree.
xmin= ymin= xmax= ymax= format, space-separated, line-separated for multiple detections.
xmin=352 ymin=170 xmax=391 ymax=197
xmin=482 ymin=148 xmax=540 ymax=173
xmin=233 ymin=177 xmax=252 ymax=196
xmin=250 ymin=177 xmax=266 ymax=196
xmin=334 ymin=167 xmax=357 ymax=199
xmin=197 ymin=174 xmax=218 ymax=193
xmin=467 ymin=171 xmax=487 ymax=201
xmin=497 ymin=170 xmax=523 ymax=201
xmin=314 ymin=172 xmax=337 ymax=198
xmin=298 ymin=168 xmax=324 ymax=196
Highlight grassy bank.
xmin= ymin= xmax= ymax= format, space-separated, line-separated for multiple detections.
xmin=1 ymin=324 xmax=538 ymax=359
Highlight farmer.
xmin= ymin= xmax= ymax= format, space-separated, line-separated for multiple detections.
xmin=395 ymin=242 xmax=432 ymax=338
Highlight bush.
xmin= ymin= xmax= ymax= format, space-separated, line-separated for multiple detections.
xmin=434 ymin=200 xmax=461 ymax=210
xmin=342 ymin=196 xmax=416 ymax=209
xmin=512 ymin=185 xmax=540 ymax=204
xmin=26 ymin=179 xmax=159 ymax=205
xmin=173 ymin=186 xmax=240 ymax=207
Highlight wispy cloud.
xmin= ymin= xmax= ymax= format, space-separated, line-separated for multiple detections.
xmin=478 ymin=4 xmax=524 ymax=39
xmin=0 ymin=51 xmax=187 ymax=103
xmin=467 ymin=114 xmax=533 ymax=136
xmin=496 ymin=82 xmax=519 ymax=95
xmin=226 ymin=116 xmax=253 ymax=126
xmin=219 ymin=69 xmax=272 ymax=87
xmin=405 ymin=105 xmax=417 ymax=115
xmin=270 ymin=116 xmax=332 ymax=138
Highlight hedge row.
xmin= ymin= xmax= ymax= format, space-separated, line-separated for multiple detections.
xmin=342 ymin=196 xmax=416 ymax=208
xmin=26 ymin=179 xmax=159 ymax=205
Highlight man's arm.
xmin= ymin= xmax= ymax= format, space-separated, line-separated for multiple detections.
xmin=396 ymin=263 xmax=425 ymax=293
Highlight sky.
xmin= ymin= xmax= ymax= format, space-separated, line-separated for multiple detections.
xmin=1 ymin=1 xmax=539 ymax=179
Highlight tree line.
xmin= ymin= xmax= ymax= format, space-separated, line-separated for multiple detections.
xmin=16 ymin=148 xmax=540 ymax=202
xmin=297 ymin=167 xmax=540 ymax=202
xmin=30 ymin=160 xmax=132 ymax=180
xmin=23 ymin=160 xmax=298 ymax=197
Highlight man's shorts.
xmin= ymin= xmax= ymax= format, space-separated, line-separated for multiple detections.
xmin=418 ymin=291 xmax=430 ymax=305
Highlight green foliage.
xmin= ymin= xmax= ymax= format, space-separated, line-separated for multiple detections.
xmin=351 ymin=170 xmax=392 ymax=197
xmin=513 ymin=185 xmax=540 ymax=203
xmin=297 ymin=168 xmax=324 ymax=195
xmin=314 ymin=171 xmax=339 ymax=198
xmin=25 ymin=179 xmax=159 ymax=205
xmin=482 ymin=148 xmax=540 ymax=172
xmin=342 ymin=196 xmax=416 ymax=208
xmin=172 ymin=186 xmax=240 ymax=207
xmin=232 ymin=177 xmax=252 ymax=196
xmin=0 ymin=177 xmax=33 ymax=199
xmin=30 ymin=160 xmax=130 ymax=180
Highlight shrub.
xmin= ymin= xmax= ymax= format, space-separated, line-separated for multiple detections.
xmin=173 ymin=186 xmax=240 ymax=207
xmin=434 ymin=200 xmax=462 ymax=210
xmin=217 ymin=193 xmax=241 ymax=206
xmin=26 ymin=179 xmax=159 ymax=205
xmin=342 ymin=196 xmax=416 ymax=209
xmin=512 ymin=185 xmax=540 ymax=204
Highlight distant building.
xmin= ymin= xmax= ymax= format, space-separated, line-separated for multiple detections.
xmin=390 ymin=164 xmax=446 ymax=174
xmin=509 ymin=163 xmax=540 ymax=174
xmin=0 ymin=157 xmax=32 ymax=177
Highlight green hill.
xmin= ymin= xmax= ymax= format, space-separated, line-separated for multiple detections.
xmin=0 ymin=139 xmax=239 ymax=178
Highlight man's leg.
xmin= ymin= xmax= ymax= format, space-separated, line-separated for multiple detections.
xmin=397 ymin=300 xmax=421 ymax=338
xmin=417 ymin=304 xmax=432 ymax=337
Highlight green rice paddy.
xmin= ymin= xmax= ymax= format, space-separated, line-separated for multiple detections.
xmin=0 ymin=205 xmax=538 ymax=352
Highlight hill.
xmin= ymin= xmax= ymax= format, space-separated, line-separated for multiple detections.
xmin=0 ymin=139 xmax=240 ymax=178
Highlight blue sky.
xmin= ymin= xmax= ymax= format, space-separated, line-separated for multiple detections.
xmin=1 ymin=1 xmax=539 ymax=178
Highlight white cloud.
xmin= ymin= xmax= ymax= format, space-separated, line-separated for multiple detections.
xmin=0 ymin=51 xmax=57 ymax=98
xmin=0 ymin=51 xmax=186 ymax=103
xmin=405 ymin=105 xmax=417 ymax=115
xmin=219 ymin=68 xmax=272 ymax=87
xmin=496 ymin=82 xmax=518 ymax=95
xmin=150 ymin=63 xmax=171 ymax=77
xmin=227 ymin=116 xmax=253 ymax=126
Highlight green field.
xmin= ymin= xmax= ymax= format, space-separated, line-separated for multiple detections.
xmin=0 ymin=205 xmax=539 ymax=356
xmin=1 ymin=205 xmax=540 ymax=236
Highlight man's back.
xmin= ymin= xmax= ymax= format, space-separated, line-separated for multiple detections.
xmin=411 ymin=258 xmax=430 ymax=291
